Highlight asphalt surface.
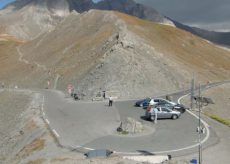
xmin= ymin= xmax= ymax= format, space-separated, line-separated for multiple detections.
xmin=43 ymin=90 xmax=120 ymax=147
xmin=42 ymin=88 xmax=218 ymax=156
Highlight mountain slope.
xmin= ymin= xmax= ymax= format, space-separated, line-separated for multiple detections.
xmin=1 ymin=0 xmax=229 ymax=46
xmin=1 ymin=10 xmax=229 ymax=99
xmin=0 ymin=0 xmax=70 ymax=40
xmin=171 ymin=20 xmax=230 ymax=47
xmin=0 ymin=0 xmax=173 ymax=40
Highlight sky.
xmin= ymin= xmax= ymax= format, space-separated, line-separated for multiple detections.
xmin=0 ymin=0 xmax=229 ymax=32
xmin=135 ymin=0 xmax=230 ymax=32
xmin=0 ymin=0 xmax=15 ymax=9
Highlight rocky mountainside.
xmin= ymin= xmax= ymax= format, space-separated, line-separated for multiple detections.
xmin=0 ymin=0 xmax=70 ymax=40
xmin=0 ymin=10 xmax=229 ymax=99
xmin=1 ymin=0 xmax=229 ymax=46
xmin=0 ymin=0 xmax=173 ymax=40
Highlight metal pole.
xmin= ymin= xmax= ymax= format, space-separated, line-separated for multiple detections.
xmin=198 ymin=84 xmax=202 ymax=164
xmin=191 ymin=77 xmax=195 ymax=109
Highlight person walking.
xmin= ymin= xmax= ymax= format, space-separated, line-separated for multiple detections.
xmin=109 ymin=96 xmax=113 ymax=107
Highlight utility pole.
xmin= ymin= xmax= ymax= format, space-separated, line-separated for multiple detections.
xmin=198 ymin=84 xmax=202 ymax=164
xmin=190 ymin=77 xmax=195 ymax=109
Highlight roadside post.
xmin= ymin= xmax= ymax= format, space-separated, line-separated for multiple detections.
xmin=194 ymin=84 xmax=214 ymax=164
xmin=190 ymin=78 xmax=195 ymax=109
xmin=67 ymin=84 xmax=74 ymax=96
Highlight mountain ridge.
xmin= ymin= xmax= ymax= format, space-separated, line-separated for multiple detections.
xmin=0 ymin=10 xmax=229 ymax=99
xmin=2 ymin=0 xmax=228 ymax=46
xmin=0 ymin=0 xmax=174 ymax=40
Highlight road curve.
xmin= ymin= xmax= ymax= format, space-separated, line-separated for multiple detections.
xmin=42 ymin=91 xmax=211 ymax=156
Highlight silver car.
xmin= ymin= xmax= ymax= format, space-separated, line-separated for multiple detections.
xmin=145 ymin=106 xmax=181 ymax=121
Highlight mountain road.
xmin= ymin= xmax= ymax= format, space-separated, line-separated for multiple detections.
xmin=40 ymin=81 xmax=230 ymax=156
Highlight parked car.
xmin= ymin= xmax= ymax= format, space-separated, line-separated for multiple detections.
xmin=142 ymin=98 xmax=177 ymax=109
xmin=145 ymin=106 xmax=181 ymax=121
xmin=173 ymin=104 xmax=188 ymax=113
xmin=154 ymin=103 xmax=187 ymax=113
xmin=135 ymin=97 xmax=151 ymax=107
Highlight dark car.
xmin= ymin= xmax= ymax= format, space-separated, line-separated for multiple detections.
xmin=173 ymin=104 xmax=188 ymax=113
xmin=135 ymin=98 xmax=151 ymax=107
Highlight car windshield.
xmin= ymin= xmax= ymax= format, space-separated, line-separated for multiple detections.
xmin=162 ymin=108 xmax=171 ymax=112
xmin=146 ymin=98 xmax=151 ymax=101
xmin=154 ymin=99 xmax=160 ymax=102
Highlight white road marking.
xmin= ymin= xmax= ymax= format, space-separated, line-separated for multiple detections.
xmin=177 ymin=94 xmax=189 ymax=104
xmin=83 ymin=147 xmax=94 ymax=151
xmin=40 ymin=91 xmax=211 ymax=155
xmin=45 ymin=119 xmax=50 ymax=125
xmin=114 ymin=93 xmax=211 ymax=155
xmin=53 ymin=129 xmax=60 ymax=138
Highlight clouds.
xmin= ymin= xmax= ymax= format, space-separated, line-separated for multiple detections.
xmin=135 ymin=0 xmax=230 ymax=31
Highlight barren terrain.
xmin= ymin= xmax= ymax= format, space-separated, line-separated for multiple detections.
xmin=0 ymin=10 xmax=229 ymax=100
xmin=0 ymin=5 xmax=229 ymax=164
xmin=1 ymin=83 xmax=229 ymax=164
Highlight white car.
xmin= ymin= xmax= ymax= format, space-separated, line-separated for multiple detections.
xmin=145 ymin=106 xmax=181 ymax=121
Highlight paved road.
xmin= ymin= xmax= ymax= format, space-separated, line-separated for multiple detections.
xmin=43 ymin=90 xmax=120 ymax=147
xmin=42 ymin=89 xmax=216 ymax=156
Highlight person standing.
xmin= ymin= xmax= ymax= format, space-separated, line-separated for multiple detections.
xmin=103 ymin=91 xmax=106 ymax=99
xmin=109 ymin=96 xmax=113 ymax=107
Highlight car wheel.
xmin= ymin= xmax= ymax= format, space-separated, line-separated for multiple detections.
xmin=150 ymin=115 xmax=155 ymax=121
xmin=172 ymin=114 xmax=178 ymax=120
xmin=181 ymin=109 xmax=186 ymax=113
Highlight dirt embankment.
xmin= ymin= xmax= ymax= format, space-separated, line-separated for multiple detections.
xmin=0 ymin=89 xmax=46 ymax=164
xmin=181 ymin=83 xmax=230 ymax=126
xmin=202 ymin=83 xmax=230 ymax=125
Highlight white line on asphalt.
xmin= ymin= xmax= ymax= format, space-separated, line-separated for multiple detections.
xmin=45 ymin=119 xmax=50 ymax=125
xmin=83 ymin=147 xmax=94 ymax=151
xmin=41 ymin=91 xmax=211 ymax=155
xmin=177 ymin=94 xmax=189 ymax=104
xmin=114 ymin=93 xmax=211 ymax=155
xmin=53 ymin=129 xmax=60 ymax=138
xmin=178 ymin=94 xmax=210 ymax=145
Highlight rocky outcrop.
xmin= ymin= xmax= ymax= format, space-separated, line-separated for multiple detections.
xmin=0 ymin=0 xmax=173 ymax=40
xmin=0 ymin=0 xmax=71 ymax=40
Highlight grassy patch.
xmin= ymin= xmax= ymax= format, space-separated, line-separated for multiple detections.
xmin=206 ymin=113 xmax=230 ymax=127
xmin=50 ymin=157 xmax=70 ymax=163
xmin=27 ymin=158 xmax=46 ymax=164
xmin=117 ymin=130 xmax=129 ymax=135
xmin=17 ymin=138 xmax=45 ymax=159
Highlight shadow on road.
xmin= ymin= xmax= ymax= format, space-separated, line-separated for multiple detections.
xmin=136 ymin=150 xmax=155 ymax=155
